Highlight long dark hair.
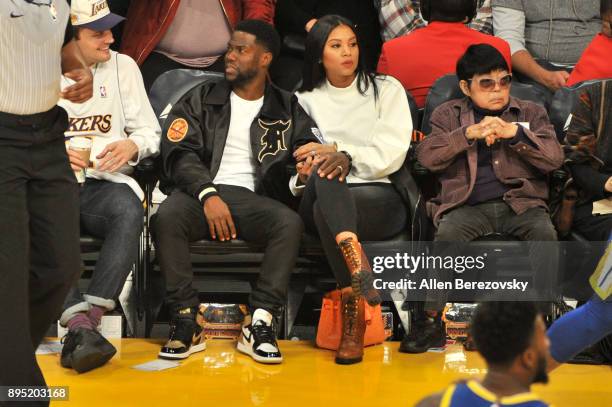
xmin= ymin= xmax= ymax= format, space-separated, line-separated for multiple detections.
xmin=299 ymin=15 xmax=378 ymax=99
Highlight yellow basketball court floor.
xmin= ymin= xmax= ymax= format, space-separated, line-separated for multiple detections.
xmin=39 ymin=339 xmax=611 ymax=406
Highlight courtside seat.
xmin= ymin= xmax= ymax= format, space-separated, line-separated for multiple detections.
xmin=549 ymin=78 xmax=612 ymax=141
xmin=546 ymin=80 xmax=611 ymax=300
xmin=547 ymin=78 xmax=611 ymax=241
xmin=413 ymin=73 xmax=562 ymax=301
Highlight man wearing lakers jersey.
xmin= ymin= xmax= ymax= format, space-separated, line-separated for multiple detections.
xmin=416 ymin=302 xmax=551 ymax=407
xmin=57 ymin=0 xmax=160 ymax=373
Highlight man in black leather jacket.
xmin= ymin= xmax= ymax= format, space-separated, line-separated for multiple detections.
xmin=153 ymin=20 xmax=349 ymax=364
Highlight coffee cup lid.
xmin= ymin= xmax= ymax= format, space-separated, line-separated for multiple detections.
xmin=69 ymin=137 xmax=93 ymax=148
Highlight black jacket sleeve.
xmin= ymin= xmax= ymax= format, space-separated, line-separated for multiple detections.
xmin=160 ymin=87 xmax=215 ymax=200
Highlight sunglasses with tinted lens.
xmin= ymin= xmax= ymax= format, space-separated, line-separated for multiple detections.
xmin=468 ymin=74 xmax=513 ymax=91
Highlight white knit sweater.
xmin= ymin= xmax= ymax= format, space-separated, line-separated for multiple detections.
xmin=297 ymin=74 xmax=412 ymax=184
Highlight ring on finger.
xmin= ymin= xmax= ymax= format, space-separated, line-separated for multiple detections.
xmin=336 ymin=165 xmax=343 ymax=173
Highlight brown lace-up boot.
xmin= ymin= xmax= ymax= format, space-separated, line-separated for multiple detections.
xmin=339 ymin=237 xmax=381 ymax=306
xmin=335 ymin=288 xmax=365 ymax=365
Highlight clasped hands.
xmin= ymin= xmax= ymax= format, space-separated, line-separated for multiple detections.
xmin=293 ymin=142 xmax=350 ymax=184
xmin=466 ymin=116 xmax=519 ymax=146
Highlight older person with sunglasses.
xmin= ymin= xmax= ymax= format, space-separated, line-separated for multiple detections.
xmin=406 ymin=44 xmax=563 ymax=354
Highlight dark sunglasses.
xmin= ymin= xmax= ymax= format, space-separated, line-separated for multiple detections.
xmin=468 ymin=74 xmax=513 ymax=91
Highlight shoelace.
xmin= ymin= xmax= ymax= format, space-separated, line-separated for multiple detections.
xmin=340 ymin=240 xmax=361 ymax=272
xmin=251 ymin=322 xmax=277 ymax=345
xmin=343 ymin=298 xmax=359 ymax=336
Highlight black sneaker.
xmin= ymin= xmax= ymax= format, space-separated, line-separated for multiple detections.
xmin=60 ymin=328 xmax=117 ymax=373
xmin=399 ymin=317 xmax=446 ymax=354
xmin=237 ymin=309 xmax=282 ymax=364
xmin=158 ymin=307 xmax=206 ymax=360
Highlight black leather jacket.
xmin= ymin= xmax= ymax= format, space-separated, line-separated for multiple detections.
xmin=160 ymin=80 xmax=321 ymax=206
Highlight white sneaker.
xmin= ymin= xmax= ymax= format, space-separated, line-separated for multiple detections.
xmin=236 ymin=309 xmax=283 ymax=364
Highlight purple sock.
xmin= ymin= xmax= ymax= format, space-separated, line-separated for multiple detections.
xmin=88 ymin=306 xmax=106 ymax=329
xmin=67 ymin=312 xmax=94 ymax=331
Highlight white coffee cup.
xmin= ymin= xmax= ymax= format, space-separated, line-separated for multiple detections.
xmin=68 ymin=137 xmax=92 ymax=183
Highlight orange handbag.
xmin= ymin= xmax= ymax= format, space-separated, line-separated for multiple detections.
xmin=316 ymin=289 xmax=386 ymax=350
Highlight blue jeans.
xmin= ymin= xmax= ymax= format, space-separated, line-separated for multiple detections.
xmin=60 ymin=179 xmax=143 ymax=325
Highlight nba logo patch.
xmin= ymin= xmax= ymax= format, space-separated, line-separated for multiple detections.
xmin=100 ymin=86 xmax=107 ymax=98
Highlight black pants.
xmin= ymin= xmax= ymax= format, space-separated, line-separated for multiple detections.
xmin=298 ymin=175 xmax=407 ymax=288
xmin=152 ymin=186 xmax=303 ymax=317
xmin=573 ymin=204 xmax=612 ymax=241
xmin=0 ymin=107 xmax=81 ymax=401
xmin=141 ymin=51 xmax=225 ymax=93
xmin=427 ymin=201 xmax=559 ymax=310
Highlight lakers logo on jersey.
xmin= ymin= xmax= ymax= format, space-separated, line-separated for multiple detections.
xmin=257 ymin=119 xmax=291 ymax=162
xmin=68 ymin=115 xmax=112 ymax=133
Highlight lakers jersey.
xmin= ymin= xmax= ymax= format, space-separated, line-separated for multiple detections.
xmin=441 ymin=380 xmax=549 ymax=407
xmin=58 ymin=50 xmax=160 ymax=200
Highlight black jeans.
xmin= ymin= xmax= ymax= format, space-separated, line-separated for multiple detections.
xmin=152 ymin=186 xmax=303 ymax=318
xmin=298 ymin=175 xmax=407 ymax=288
xmin=141 ymin=51 xmax=225 ymax=93
xmin=0 ymin=107 xmax=80 ymax=400
xmin=573 ymin=204 xmax=612 ymax=241
xmin=427 ymin=200 xmax=559 ymax=310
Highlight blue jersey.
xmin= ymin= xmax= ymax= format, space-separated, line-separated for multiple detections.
xmin=441 ymin=381 xmax=549 ymax=407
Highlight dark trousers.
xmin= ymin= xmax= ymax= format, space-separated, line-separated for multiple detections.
xmin=573 ymin=205 xmax=612 ymax=241
xmin=0 ymin=107 xmax=80 ymax=400
xmin=152 ymin=186 xmax=303 ymax=317
xmin=428 ymin=201 xmax=559 ymax=310
xmin=298 ymin=175 xmax=407 ymax=288
xmin=141 ymin=51 xmax=225 ymax=93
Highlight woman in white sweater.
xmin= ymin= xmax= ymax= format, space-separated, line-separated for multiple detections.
xmin=293 ymin=15 xmax=412 ymax=365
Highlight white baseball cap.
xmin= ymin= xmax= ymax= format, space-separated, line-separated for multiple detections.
xmin=70 ymin=0 xmax=125 ymax=31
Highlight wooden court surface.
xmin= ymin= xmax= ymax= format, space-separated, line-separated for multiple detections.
xmin=39 ymin=339 xmax=611 ymax=406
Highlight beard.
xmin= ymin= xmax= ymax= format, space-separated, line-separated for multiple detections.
xmin=532 ymin=355 xmax=549 ymax=384
xmin=226 ymin=65 xmax=258 ymax=87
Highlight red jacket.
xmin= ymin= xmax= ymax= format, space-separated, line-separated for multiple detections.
xmin=120 ymin=0 xmax=276 ymax=65
xmin=566 ymin=34 xmax=612 ymax=86
xmin=377 ymin=22 xmax=512 ymax=108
